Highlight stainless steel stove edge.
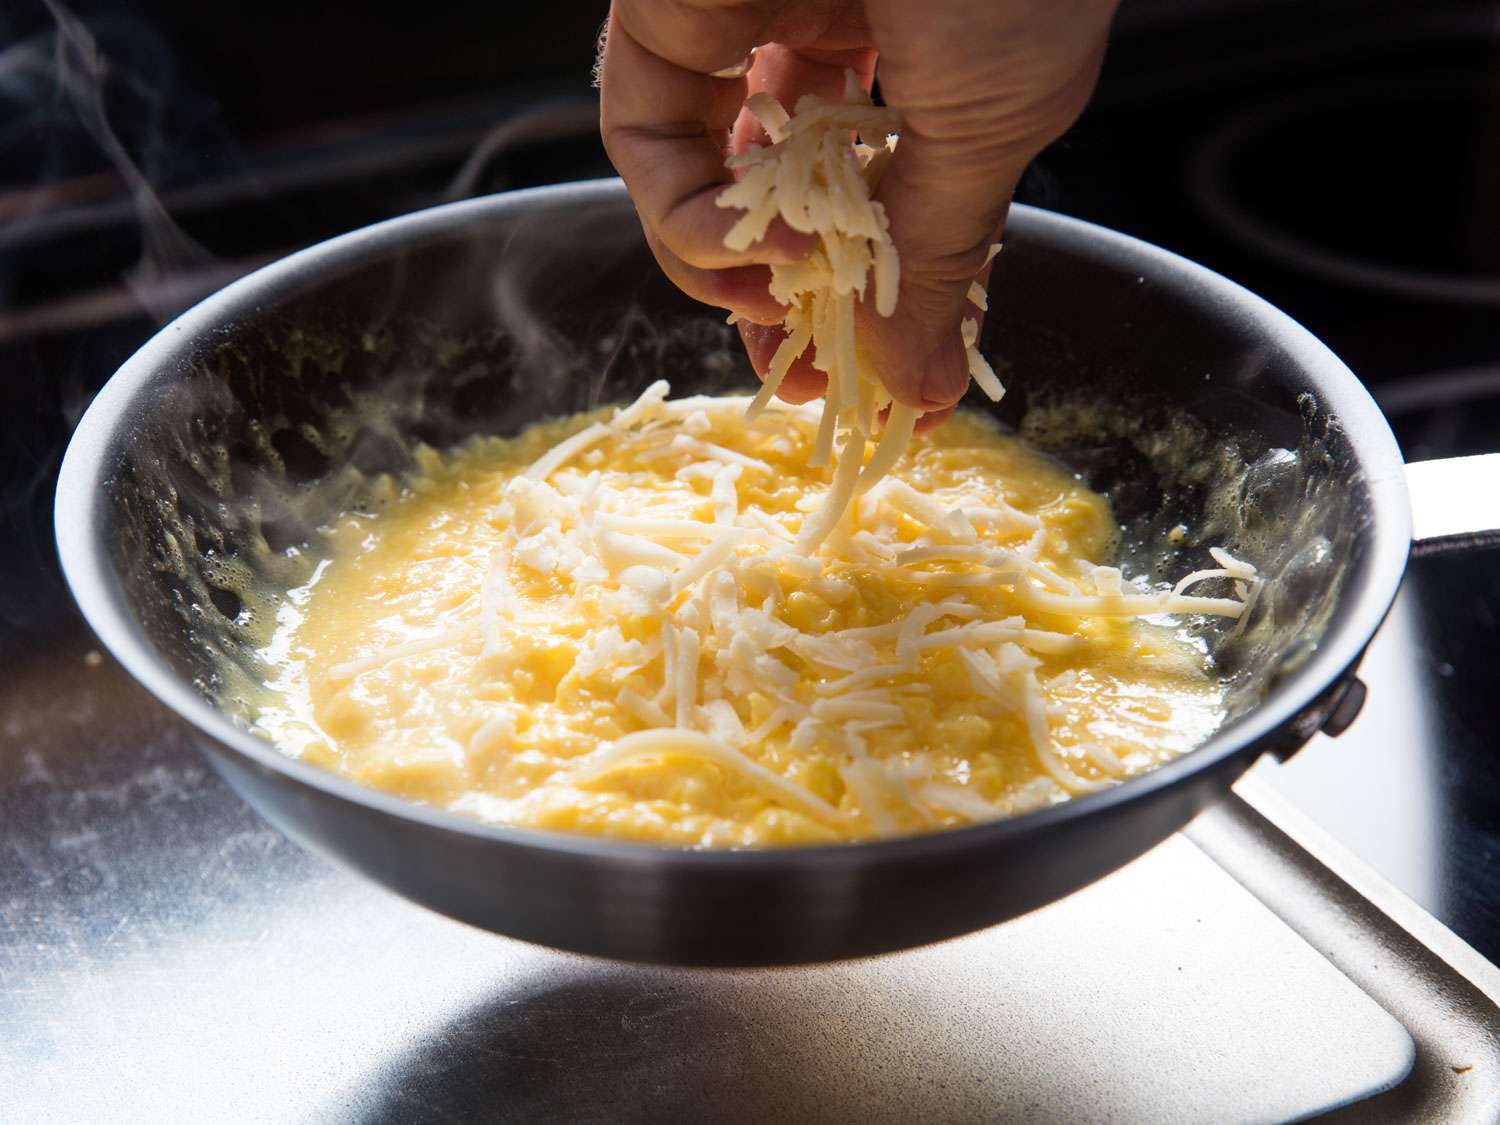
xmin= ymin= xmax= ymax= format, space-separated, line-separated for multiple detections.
xmin=1194 ymin=774 xmax=1500 ymax=1122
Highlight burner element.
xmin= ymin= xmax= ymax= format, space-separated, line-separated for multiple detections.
xmin=1189 ymin=76 xmax=1500 ymax=304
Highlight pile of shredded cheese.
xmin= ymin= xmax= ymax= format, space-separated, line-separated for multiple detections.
xmin=501 ymin=389 xmax=1254 ymax=807
xmin=715 ymin=72 xmax=1004 ymax=556
xmin=257 ymin=386 xmax=1258 ymax=845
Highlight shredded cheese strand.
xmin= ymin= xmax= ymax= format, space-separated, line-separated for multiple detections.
xmin=572 ymin=730 xmax=845 ymax=825
xmin=717 ymin=77 xmax=1005 ymax=546
xmin=334 ymin=374 xmax=1259 ymax=838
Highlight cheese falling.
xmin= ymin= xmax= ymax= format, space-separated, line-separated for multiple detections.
xmin=252 ymin=390 xmax=1256 ymax=847
xmin=715 ymin=72 xmax=1005 ymax=552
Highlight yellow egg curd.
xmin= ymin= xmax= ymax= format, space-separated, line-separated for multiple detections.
xmin=251 ymin=385 xmax=1245 ymax=847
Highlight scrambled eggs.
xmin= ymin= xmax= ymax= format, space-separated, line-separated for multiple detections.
xmin=251 ymin=388 xmax=1241 ymax=847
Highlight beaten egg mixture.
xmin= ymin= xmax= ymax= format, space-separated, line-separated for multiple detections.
xmin=251 ymin=386 xmax=1247 ymax=847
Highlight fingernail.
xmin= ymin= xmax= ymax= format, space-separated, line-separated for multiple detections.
xmin=920 ymin=336 xmax=970 ymax=408
xmin=710 ymin=48 xmax=756 ymax=79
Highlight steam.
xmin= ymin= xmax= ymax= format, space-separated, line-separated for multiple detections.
xmin=443 ymin=96 xmax=599 ymax=202
xmin=0 ymin=0 xmax=234 ymax=634
xmin=33 ymin=0 xmax=216 ymax=319
xmin=0 ymin=1 xmax=613 ymax=641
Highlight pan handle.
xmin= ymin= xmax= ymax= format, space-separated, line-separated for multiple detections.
xmin=1406 ymin=453 xmax=1500 ymax=557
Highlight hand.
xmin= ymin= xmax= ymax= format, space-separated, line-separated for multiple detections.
xmin=598 ymin=0 xmax=1119 ymax=417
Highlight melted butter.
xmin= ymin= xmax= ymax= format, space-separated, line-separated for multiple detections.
xmin=252 ymin=404 xmax=1225 ymax=847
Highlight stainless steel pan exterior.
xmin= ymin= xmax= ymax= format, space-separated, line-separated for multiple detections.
xmin=55 ymin=181 xmax=1419 ymax=964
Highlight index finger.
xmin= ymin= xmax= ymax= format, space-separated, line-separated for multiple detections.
xmin=599 ymin=1 xmax=816 ymax=271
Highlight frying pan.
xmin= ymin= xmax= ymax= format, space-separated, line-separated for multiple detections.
xmin=54 ymin=179 xmax=1500 ymax=966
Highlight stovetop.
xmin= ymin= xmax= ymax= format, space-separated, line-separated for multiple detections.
xmin=5 ymin=613 xmax=1499 ymax=1121
xmin=1259 ymin=550 xmax=1500 ymax=964
xmin=3 ymin=2 xmax=1500 ymax=1116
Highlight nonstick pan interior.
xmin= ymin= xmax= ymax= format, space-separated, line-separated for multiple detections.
xmin=109 ymin=186 xmax=1375 ymax=741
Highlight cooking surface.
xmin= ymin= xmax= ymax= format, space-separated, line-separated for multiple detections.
xmin=4 ymin=588 xmax=1498 ymax=1122
xmin=0 ymin=625 xmax=1434 ymax=1121
xmin=1256 ymin=550 xmax=1500 ymax=959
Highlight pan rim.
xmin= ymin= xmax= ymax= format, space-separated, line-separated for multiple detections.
xmin=54 ymin=178 xmax=1412 ymax=870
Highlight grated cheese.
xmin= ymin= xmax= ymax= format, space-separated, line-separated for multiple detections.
xmin=716 ymin=76 xmax=1007 ymax=545
xmin=597 ymin=513 xmax=717 ymax=540
xmin=303 ymin=377 xmax=1258 ymax=842
xmin=916 ymin=780 xmax=1002 ymax=822
xmin=671 ymin=529 xmax=750 ymax=596
xmin=838 ymin=755 xmax=902 ymax=835
xmin=816 ymin=663 xmax=914 ymax=696
xmin=674 ymin=627 xmax=700 ymax=729
xmin=618 ymin=687 xmax=671 ymax=728
xmin=468 ymin=711 xmax=516 ymax=755
xmin=328 ymin=620 xmax=480 ymax=683
xmin=572 ymin=729 xmax=844 ymax=825
xmin=597 ymin=529 xmax=681 ymax=572
xmin=878 ymin=480 xmax=977 ymax=543
xmin=670 ymin=434 xmax=774 ymax=476
xmin=711 ymin=463 xmax=741 ymax=524
xmin=813 ymin=697 xmax=905 ymax=723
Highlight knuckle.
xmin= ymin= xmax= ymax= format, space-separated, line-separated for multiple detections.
xmin=902 ymin=242 xmax=993 ymax=296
